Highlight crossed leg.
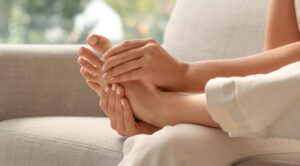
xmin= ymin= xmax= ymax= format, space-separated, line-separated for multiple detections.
xmin=119 ymin=124 xmax=300 ymax=166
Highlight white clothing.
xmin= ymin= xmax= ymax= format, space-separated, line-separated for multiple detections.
xmin=206 ymin=61 xmax=300 ymax=139
xmin=119 ymin=124 xmax=300 ymax=166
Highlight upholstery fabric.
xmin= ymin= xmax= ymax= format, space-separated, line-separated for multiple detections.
xmin=163 ymin=0 xmax=268 ymax=62
xmin=0 ymin=45 xmax=105 ymax=121
xmin=0 ymin=117 xmax=124 ymax=166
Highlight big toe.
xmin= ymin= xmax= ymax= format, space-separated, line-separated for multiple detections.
xmin=86 ymin=34 xmax=113 ymax=55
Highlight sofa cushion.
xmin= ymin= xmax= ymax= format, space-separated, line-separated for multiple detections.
xmin=0 ymin=117 xmax=124 ymax=166
xmin=234 ymin=153 xmax=300 ymax=166
xmin=163 ymin=0 xmax=268 ymax=62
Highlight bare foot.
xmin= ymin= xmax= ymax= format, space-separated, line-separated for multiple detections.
xmin=78 ymin=35 xmax=162 ymax=124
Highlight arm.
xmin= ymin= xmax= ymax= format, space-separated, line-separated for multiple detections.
xmin=264 ymin=0 xmax=300 ymax=50
xmin=102 ymin=39 xmax=300 ymax=93
xmin=205 ymin=61 xmax=300 ymax=139
xmin=183 ymin=41 xmax=300 ymax=92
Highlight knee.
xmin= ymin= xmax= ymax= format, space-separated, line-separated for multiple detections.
xmin=121 ymin=124 xmax=207 ymax=166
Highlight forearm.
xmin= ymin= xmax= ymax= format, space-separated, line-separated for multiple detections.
xmin=181 ymin=41 xmax=300 ymax=93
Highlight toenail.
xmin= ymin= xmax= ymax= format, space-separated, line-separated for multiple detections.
xmin=121 ymin=99 xmax=125 ymax=106
xmin=112 ymin=84 xmax=116 ymax=91
xmin=88 ymin=35 xmax=98 ymax=45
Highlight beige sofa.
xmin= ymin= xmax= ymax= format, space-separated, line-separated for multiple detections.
xmin=1 ymin=0 xmax=299 ymax=165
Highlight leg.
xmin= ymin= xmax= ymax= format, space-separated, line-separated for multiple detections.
xmin=78 ymin=35 xmax=160 ymax=123
xmin=119 ymin=124 xmax=300 ymax=166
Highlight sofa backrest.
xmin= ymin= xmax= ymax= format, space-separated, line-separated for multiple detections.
xmin=0 ymin=45 xmax=104 ymax=121
xmin=163 ymin=0 xmax=269 ymax=62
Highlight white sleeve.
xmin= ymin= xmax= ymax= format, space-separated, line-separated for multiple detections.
xmin=205 ymin=61 xmax=300 ymax=139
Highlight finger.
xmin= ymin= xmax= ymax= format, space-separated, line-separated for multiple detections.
xmin=102 ymin=47 xmax=143 ymax=73
xmin=107 ymin=84 xmax=117 ymax=130
xmin=104 ymin=58 xmax=143 ymax=79
xmin=86 ymin=81 xmax=101 ymax=96
xmin=122 ymin=98 xmax=139 ymax=135
xmin=103 ymin=38 xmax=154 ymax=60
xmin=115 ymin=85 xmax=125 ymax=135
xmin=110 ymin=68 xmax=143 ymax=83
xmin=78 ymin=57 xmax=98 ymax=74
xmin=86 ymin=34 xmax=113 ymax=55
xmin=80 ymin=67 xmax=99 ymax=82
xmin=99 ymin=85 xmax=110 ymax=115
xmin=78 ymin=46 xmax=104 ymax=67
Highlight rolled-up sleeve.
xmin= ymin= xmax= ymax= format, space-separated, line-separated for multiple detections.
xmin=205 ymin=61 xmax=300 ymax=139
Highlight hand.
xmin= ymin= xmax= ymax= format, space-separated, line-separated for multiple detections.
xmin=101 ymin=38 xmax=189 ymax=91
xmin=77 ymin=34 xmax=113 ymax=87
xmin=88 ymin=82 xmax=160 ymax=137
xmin=78 ymin=35 xmax=161 ymax=127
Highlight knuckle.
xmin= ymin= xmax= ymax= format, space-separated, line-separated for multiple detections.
xmin=98 ymin=101 xmax=102 ymax=107
xmin=147 ymin=38 xmax=156 ymax=43
xmin=99 ymin=101 xmax=105 ymax=109
xmin=145 ymin=43 xmax=157 ymax=52
xmin=80 ymin=67 xmax=84 ymax=73
xmin=122 ymin=40 xmax=131 ymax=46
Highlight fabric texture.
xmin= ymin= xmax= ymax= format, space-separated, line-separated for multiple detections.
xmin=162 ymin=0 xmax=268 ymax=62
xmin=0 ymin=117 xmax=124 ymax=166
xmin=120 ymin=124 xmax=300 ymax=166
xmin=0 ymin=45 xmax=105 ymax=121
xmin=205 ymin=61 xmax=300 ymax=139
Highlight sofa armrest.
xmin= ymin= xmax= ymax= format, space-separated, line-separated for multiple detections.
xmin=0 ymin=45 xmax=105 ymax=121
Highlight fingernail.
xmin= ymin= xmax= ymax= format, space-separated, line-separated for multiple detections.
xmin=102 ymin=73 xmax=107 ymax=78
xmin=105 ymin=85 xmax=109 ymax=93
xmin=102 ymin=64 xmax=106 ymax=71
xmin=88 ymin=35 xmax=98 ymax=45
xmin=121 ymin=99 xmax=125 ymax=106
xmin=117 ymin=87 xmax=121 ymax=95
xmin=79 ymin=47 xmax=84 ymax=54
xmin=112 ymin=84 xmax=116 ymax=91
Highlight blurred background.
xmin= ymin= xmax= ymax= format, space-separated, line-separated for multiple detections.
xmin=0 ymin=0 xmax=177 ymax=45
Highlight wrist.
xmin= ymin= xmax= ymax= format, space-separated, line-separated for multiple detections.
xmin=173 ymin=60 xmax=190 ymax=91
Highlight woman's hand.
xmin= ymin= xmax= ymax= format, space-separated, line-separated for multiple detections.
xmin=101 ymin=38 xmax=189 ymax=91
xmin=78 ymin=34 xmax=114 ymax=87
xmin=87 ymin=81 xmax=160 ymax=137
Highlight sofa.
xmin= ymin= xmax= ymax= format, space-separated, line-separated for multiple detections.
xmin=1 ymin=0 xmax=300 ymax=165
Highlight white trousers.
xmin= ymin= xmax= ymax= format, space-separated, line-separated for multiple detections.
xmin=119 ymin=124 xmax=300 ymax=166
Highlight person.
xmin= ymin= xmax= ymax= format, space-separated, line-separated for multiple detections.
xmin=77 ymin=0 xmax=300 ymax=165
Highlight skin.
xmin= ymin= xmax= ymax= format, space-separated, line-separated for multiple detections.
xmin=78 ymin=35 xmax=161 ymax=136
xmin=264 ymin=0 xmax=300 ymax=50
xmin=79 ymin=0 xmax=300 ymax=136
xmin=79 ymin=35 xmax=219 ymax=131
